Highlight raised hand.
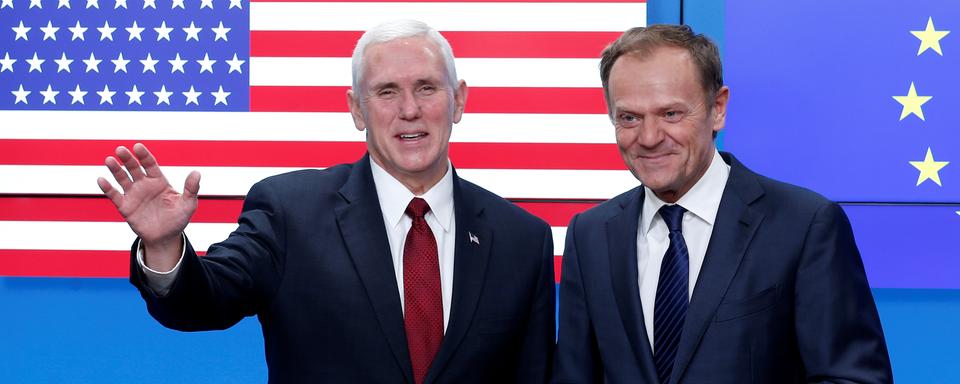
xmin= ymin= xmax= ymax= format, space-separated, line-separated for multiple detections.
xmin=97 ymin=143 xmax=200 ymax=270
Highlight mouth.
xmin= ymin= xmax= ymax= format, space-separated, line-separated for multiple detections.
xmin=397 ymin=132 xmax=428 ymax=141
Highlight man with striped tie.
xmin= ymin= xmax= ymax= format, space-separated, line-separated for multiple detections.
xmin=553 ymin=25 xmax=892 ymax=383
xmin=99 ymin=19 xmax=555 ymax=383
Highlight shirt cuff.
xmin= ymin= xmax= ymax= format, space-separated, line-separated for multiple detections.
xmin=136 ymin=235 xmax=186 ymax=296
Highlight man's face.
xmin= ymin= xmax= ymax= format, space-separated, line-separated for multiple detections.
xmin=347 ymin=36 xmax=467 ymax=193
xmin=608 ymin=46 xmax=729 ymax=203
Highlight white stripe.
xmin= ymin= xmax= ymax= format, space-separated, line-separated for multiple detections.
xmin=250 ymin=2 xmax=646 ymax=32
xmin=250 ymin=57 xmax=601 ymax=88
xmin=0 ymin=165 xmax=638 ymax=199
xmin=0 ymin=111 xmax=615 ymax=144
xmin=0 ymin=221 xmax=237 ymax=252
xmin=0 ymin=221 xmax=568 ymax=255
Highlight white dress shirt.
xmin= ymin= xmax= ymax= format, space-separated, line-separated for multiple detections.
xmin=637 ymin=149 xmax=730 ymax=349
xmin=139 ymin=159 xmax=457 ymax=332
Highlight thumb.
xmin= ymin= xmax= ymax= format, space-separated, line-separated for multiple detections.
xmin=183 ymin=171 xmax=201 ymax=199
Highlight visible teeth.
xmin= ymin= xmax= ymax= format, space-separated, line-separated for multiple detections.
xmin=400 ymin=133 xmax=425 ymax=140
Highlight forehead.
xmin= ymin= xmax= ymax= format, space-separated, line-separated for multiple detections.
xmin=608 ymin=46 xmax=703 ymax=106
xmin=361 ymin=36 xmax=446 ymax=84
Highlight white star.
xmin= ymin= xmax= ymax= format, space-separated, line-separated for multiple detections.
xmin=97 ymin=85 xmax=116 ymax=104
xmin=54 ymin=52 xmax=73 ymax=72
xmin=0 ymin=53 xmax=16 ymax=73
xmin=168 ymin=53 xmax=187 ymax=73
xmin=13 ymin=21 xmax=31 ymax=41
xmin=1 ymin=0 xmax=14 ymax=9
xmin=26 ymin=52 xmax=44 ymax=73
xmin=125 ymin=21 xmax=144 ymax=41
xmin=199 ymin=0 xmax=212 ymax=8
xmin=140 ymin=53 xmax=158 ymax=73
xmin=154 ymin=85 xmax=172 ymax=105
xmin=40 ymin=84 xmax=59 ymax=104
xmin=113 ymin=0 xmax=125 ymax=8
xmin=85 ymin=0 xmax=97 ymax=8
xmin=182 ymin=22 xmax=201 ymax=41
xmin=211 ymin=85 xmax=230 ymax=105
xmin=68 ymin=85 xmax=87 ymax=104
xmin=97 ymin=21 xmax=116 ymax=41
xmin=182 ymin=86 xmax=201 ymax=105
xmin=154 ymin=21 xmax=172 ymax=41
xmin=141 ymin=0 xmax=154 ymax=9
xmin=57 ymin=0 xmax=70 ymax=8
xmin=29 ymin=0 xmax=41 ymax=8
xmin=171 ymin=0 xmax=183 ymax=8
xmin=211 ymin=21 xmax=230 ymax=41
xmin=197 ymin=53 xmax=216 ymax=73
xmin=83 ymin=52 xmax=101 ymax=72
xmin=225 ymin=53 xmax=244 ymax=73
xmin=69 ymin=21 xmax=87 ymax=41
xmin=125 ymin=85 xmax=145 ymax=105
xmin=12 ymin=84 xmax=30 ymax=104
xmin=228 ymin=0 xmax=240 ymax=9
xmin=111 ymin=52 xmax=130 ymax=73
xmin=40 ymin=21 xmax=59 ymax=41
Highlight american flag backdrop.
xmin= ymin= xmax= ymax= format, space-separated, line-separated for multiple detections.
xmin=0 ymin=0 xmax=646 ymax=280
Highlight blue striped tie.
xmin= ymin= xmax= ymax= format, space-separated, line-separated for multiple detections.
xmin=654 ymin=204 xmax=689 ymax=384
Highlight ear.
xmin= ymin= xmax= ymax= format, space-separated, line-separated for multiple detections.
xmin=346 ymin=88 xmax=366 ymax=131
xmin=452 ymin=80 xmax=468 ymax=124
xmin=711 ymin=86 xmax=730 ymax=135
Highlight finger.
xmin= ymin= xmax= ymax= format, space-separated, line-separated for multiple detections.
xmin=182 ymin=171 xmax=201 ymax=200
xmin=115 ymin=146 xmax=146 ymax=181
xmin=97 ymin=177 xmax=124 ymax=209
xmin=133 ymin=143 xmax=164 ymax=179
xmin=104 ymin=156 xmax=133 ymax=192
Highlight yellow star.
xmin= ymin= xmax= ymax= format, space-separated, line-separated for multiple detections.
xmin=892 ymin=82 xmax=932 ymax=121
xmin=909 ymin=147 xmax=949 ymax=186
xmin=911 ymin=17 xmax=950 ymax=56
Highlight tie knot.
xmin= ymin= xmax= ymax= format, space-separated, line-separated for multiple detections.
xmin=659 ymin=204 xmax=686 ymax=233
xmin=406 ymin=197 xmax=431 ymax=219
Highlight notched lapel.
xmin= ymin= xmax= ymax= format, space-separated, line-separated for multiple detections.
xmin=334 ymin=155 xmax=414 ymax=384
xmin=424 ymin=174 xmax=493 ymax=384
xmin=672 ymin=155 xmax=765 ymax=383
xmin=606 ymin=188 xmax=659 ymax=382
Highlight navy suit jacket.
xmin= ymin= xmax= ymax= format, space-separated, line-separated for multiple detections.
xmin=554 ymin=152 xmax=892 ymax=383
xmin=130 ymin=155 xmax=556 ymax=383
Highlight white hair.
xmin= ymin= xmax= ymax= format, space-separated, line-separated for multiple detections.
xmin=351 ymin=19 xmax=458 ymax=93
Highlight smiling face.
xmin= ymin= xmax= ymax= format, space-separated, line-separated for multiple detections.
xmin=608 ymin=46 xmax=729 ymax=203
xmin=347 ymin=36 xmax=468 ymax=194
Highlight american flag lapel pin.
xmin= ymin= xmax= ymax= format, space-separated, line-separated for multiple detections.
xmin=468 ymin=232 xmax=479 ymax=245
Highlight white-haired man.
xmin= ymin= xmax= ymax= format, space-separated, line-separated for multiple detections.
xmin=99 ymin=20 xmax=555 ymax=383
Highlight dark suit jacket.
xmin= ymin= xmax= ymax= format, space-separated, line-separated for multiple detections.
xmin=130 ymin=154 xmax=555 ymax=383
xmin=554 ymin=152 xmax=892 ymax=384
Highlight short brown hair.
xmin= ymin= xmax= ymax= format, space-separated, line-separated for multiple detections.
xmin=599 ymin=24 xmax=723 ymax=116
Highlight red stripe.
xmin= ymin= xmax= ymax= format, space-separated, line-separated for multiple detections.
xmin=250 ymin=86 xmax=608 ymax=114
xmin=0 ymin=197 xmax=595 ymax=226
xmin=0 ymin=140 xmax=624 ymax=170
xmin=554 ymin=255 xmax=562 ymax=283
xmin=251 ymin=31 xmax=620 ymax=58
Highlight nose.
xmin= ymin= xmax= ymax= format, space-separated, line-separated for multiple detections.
xmin=397 ymin=91 xmax=422 ymax=121
xmin=636 ymin=120 xmax=664 ymax=149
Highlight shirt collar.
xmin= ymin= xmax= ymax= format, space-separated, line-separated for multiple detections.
xmin=640 ymin=149 xmax=730 ymax=235
xmin=370 ymin=158 xmax=455 ymax=233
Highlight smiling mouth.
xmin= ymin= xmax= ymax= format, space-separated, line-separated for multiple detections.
xmin=398 ymin=133 xmax=427 ymax=141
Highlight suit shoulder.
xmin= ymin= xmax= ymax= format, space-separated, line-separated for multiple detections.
xmin=249 ymin=163 xmax=354 ymax=197
xmin=752 ymin=172 xmax=835 ymax=212
xmin=458 ymin=178 xmax=549 ymax=231
xmin=574 ymin=186 xmax=642 ymax=225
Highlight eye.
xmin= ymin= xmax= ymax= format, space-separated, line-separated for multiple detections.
xmin=617 ymin=113 xmax=641 ymax=128
xmin=376 ymin=88 xmax=398 ymax=98
xmin=663 ymin=110 xmax=684 ymax=123
xmin=417 ymin=84 xmax=437 ymax=95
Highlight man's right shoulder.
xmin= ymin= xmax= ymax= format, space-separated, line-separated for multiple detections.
xmin=250 ymin=162 xmax=357 ymax=196
xmin=574 ymin=186 xmax=642 ymax=225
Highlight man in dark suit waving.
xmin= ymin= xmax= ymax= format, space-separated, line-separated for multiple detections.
xmin=97 ymin=19 xmax=554 ymax=383
xmin=553 ymin=25 xmax=892 ymax=383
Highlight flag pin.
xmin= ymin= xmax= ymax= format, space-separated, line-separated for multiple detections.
xmin=468 ymin=232 xmax=479 ymax=245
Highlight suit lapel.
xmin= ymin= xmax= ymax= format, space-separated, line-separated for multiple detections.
xmin=424 ymin=170 xmax=492 ymax=384
xmin=334 ymin=155 xmax=414 ymax=384
xmin=672 ymin=153 xmax=765 ymax=383
xmin=607 ymin=187 xmax=660 ymax=382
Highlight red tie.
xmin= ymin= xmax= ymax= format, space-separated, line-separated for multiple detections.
xmin=403 ymin=197 xmax=443 ymax=384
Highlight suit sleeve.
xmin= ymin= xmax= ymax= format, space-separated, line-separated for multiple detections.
xmin=129 ymin=179 xmax=287 ymax=331
xmin=553 ymin=214 xmax=603 ymax=383
xmin=514 ymin=222 xmax=558 ymax=384
xmin=794 ymin=202 xmax=893 ymax=383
